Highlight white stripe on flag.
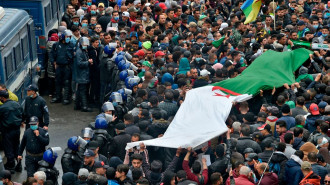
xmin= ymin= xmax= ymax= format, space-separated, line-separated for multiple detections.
xmin=126 ymin=86 xmax=252 ymax=150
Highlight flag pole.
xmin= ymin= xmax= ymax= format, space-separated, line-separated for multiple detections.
xmin=273 ymin=0 xmax=276 ymax=30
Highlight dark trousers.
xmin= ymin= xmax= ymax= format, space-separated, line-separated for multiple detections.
xmin=3 ymin=129 xmax=20 ymax=166
xmin=100 ymin=81 xmax=111 ymax=105
xmin=55 ymin=65 xmax=71 ymax=100
xmin=25 ymin=154 xmax=43 ymax=177
xmin=75 ymin=84 xmax=88 ymax=108
xmin=89 ymin=74 xmax=100 ymax=105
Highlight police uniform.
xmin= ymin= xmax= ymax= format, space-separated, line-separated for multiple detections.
xmin=61 ymin=148 xmax=83 ymax=174
xmin=0 ymin=90 xmax=23 ymax=170
xmin=23 ymin=85 xmax=49 ymax=128
xmin=50 ymin=39 xmax=75 ymax=104
xmin=37 ymin=160 xmax=59 ymax=185
xmin=18 ymin=119 xmax=50 ymax=177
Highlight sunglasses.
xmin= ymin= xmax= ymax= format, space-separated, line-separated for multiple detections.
xmin=325 ymin=181 xmax=330 ymax=184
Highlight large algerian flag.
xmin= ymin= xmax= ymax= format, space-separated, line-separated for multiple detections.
xmin=126 ymin=48 xmax=312 ymax=150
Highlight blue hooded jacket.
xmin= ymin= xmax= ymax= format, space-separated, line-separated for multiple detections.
xmin=285 ymin=156 xmax=303 ymax=185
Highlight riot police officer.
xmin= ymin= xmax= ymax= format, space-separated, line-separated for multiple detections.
xmin=96 ymin=102 xmax=117 ymax=136
xmin=110 ymin=92 xmax=128 ymax=122
xmin=50 ymin=29 xmax=75 ymax=105
xmin=61 ymin=136 xmax=84 ymax=174
xmin=92 ymin=118 xmax=112 ymax=157
xmin=0 ymin=90 xmax=23 ymax=172
xmin=18 ymin=116 xmax=50 ymax=177
xmin=37 ymin=148 xmax=60 ymax=184
xmin=73 ymin=37 xmax=93 ymax=112
xmin=23 ymin=84 xmax=50 ymax=129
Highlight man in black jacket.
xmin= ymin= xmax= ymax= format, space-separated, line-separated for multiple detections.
xmin=0 ymin=90 xmax=23 ymax=172
xmin=236 ymin=124 xmax=262 ymax=154
xmin=258 ymin=123 xmax=276 ymax=151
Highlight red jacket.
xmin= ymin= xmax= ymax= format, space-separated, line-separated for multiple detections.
xmin=234 ymin=175 xmax=254 ymax=185
xmin=258 ymin=172 xmax=278 ymax=185
xmin=182 ymin=160 xmax=208 ymax=185
xmin=299 ymin=171 xmax=321 ymax=185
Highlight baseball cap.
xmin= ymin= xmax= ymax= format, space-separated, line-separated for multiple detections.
xmin=84 ymin=149 xmax=96 ymax=157
xmin=26 ymin=84 xmax=38 ymax=92
xmin=29 ymin=116 xmax=39 ymax=125
xmin=200 ymin=69 xmax=210 ymax=77
xmin=155 ymin=51 xmax=165 ymax=58
xmin=301 ymin=161 xmax=312 ymax=170
xmin=88 ymin=141 xmax=99 ymax=150
xmin=318 ymin=101 xmax=328 ymax=109
xmin=78 ymin=168 xmax=89 ymax=178
xmin=246 ymin=153 xmax=258 ymax=162
xmin=0 ymin=170 xmax=11 ymax=180
xmin=98 ymin=3 xmax=105 ymax=7
xmin=94 ymin=161 xmax=109 ymax=169
xmin=243 ymin=148 xmax=254 ymax=154
xmin=128 ymin=7 xmax=138 ymax=12
xmin=252 ymin=132 xmax=263 ymax=140
xmin=158 ymin=3 xmax=167 ymax=10
xmin=258 ymin=123 xmax=271 ymax=132
xmin=309 ymin=103 xmax=320 ymax=115
xmin=257 ymin=112 xmax=267 ymax=119
xmin=122 ymin=11 xmax=130 ymax=17
xmin=72 ymin=15 xmax=80 ymax=19
xmin=142 ymin=61 xmax=151 ymax=68
xmin=134 ymin=50 xmax=145 ymax=57
xmin=297 ymin=20 xmax=305 ymax=26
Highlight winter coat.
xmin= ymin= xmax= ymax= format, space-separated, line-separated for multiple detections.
xmin=305 ymin=115 xmax=324 ymax=133
xmin=285 ymin=155 xmax=304 ymax=185
xmin=233 ymin=175 xmax=254 ymax=185
xmin=269 ymin=152 xmax=288 ymax=185
xmin=74 ymin=47 xmax=90 ymax=84
xmin=293 ymin=137 xmax=305 ymax=150
xmin=258 ymin=172 xmax=278 ymax=185
xmin=299 ymin=171 xmax=321 ymax=185
xmin=46 ymin=41 xmax=56 ymax=78
xmin=236 ymin=137 xmax=262 ymax=154
xmin=311 ymin=164 xmax=327 ymax=184
xmin=260 ymin=134 xmax=275 ymax=151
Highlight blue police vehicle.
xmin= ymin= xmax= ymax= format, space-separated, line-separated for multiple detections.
xmin=0 ymin=0 xmax=67 ymax=67
xmin=0 ymin=7 xmax=38 ymax=103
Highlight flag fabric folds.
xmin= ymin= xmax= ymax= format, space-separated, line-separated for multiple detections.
xmin=126 ymin=86 xmax=251 ymax=150
xmin=214 ymin=48 xmax=312 ymax=95
xmin=241 ymin=0 xmax=262 ymax=24
xmin=125 ymin=48 xmax=312 ymax=150
xmin=212 ymin=36 xmax=225 ymax=48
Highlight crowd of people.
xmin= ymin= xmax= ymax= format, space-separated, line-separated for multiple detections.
xmin=0 ymin=0 xmax=330 ymax=184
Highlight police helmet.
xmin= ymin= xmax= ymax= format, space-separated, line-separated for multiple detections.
xmin=102 ymin=102 xmax=115 ymax=112
xmin=119 ymin=70 xmax=128 ymax=81
xmin=109 ymin=92 xmax=123 ymax=104
xmin=67 ymin=136 xmax=79 ymax=151
xmin=95 ymin=118 xmax=108 ymax=129
xmin=43 ymin=148 xmax=58 ymax=164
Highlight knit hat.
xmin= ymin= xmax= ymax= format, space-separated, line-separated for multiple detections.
xmin=142 ymin=41 xmax=152 ymax=50
xmin=212 ymin=63 xmax=223 ymax=71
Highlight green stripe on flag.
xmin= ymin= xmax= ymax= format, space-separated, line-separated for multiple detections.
xmin=212 ymin=48 xmax=313 ymax=95
xmin=243 ymin=6 xmax=252 ymax=17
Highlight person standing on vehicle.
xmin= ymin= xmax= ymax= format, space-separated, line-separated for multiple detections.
xmin=23 ymin=85 xmax=49 ymax=130
xmin=73 ymin=37 xmax=93 ymax=112
xmin=50 ymin=29 xmax=75 ymax=105
xmin=0 ymin=90 xmax=23 ymax=172
xmin=18 ymin=116 xmax=50 ymax=177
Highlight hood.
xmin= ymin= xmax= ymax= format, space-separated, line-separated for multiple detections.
xmin=177 ymin=57 xmax=190 ymax=75
xmin=286 ymin=156 xmax=302 ymax=168
xmin=291 ymin=154 xmax=303 ymax=165
xmin=270 ymin=152 xmax=288 ymax=163
xmin=62 ymin=172 xmax=78 ymax=185
xmin=299 ymin=66 xmax=308 ymax=75
xmin=161 ymin=73 xmax=174 ymax=84
xmin=293 ymin=137 xmax=304 ymax=149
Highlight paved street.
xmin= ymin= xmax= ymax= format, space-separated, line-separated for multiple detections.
xmin=10 ymin=96 xmax=97 ymax=184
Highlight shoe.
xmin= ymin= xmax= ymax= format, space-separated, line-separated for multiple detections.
xmin=15 ymin=161 xmax=22 ymax=172
xmin=63 ymin=100 xmax=70 ymax=105
xmin=51 ymin=98 xmax=61 ymax=103
xmin=81 ymin=107 xmax=93 ymax=112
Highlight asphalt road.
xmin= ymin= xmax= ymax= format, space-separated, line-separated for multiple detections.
xmin=10 ymin=96 xmax=97 ymax=184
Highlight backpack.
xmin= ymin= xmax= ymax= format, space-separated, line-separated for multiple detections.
xmin=268 ymin=162 xmax=281 ymax=176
